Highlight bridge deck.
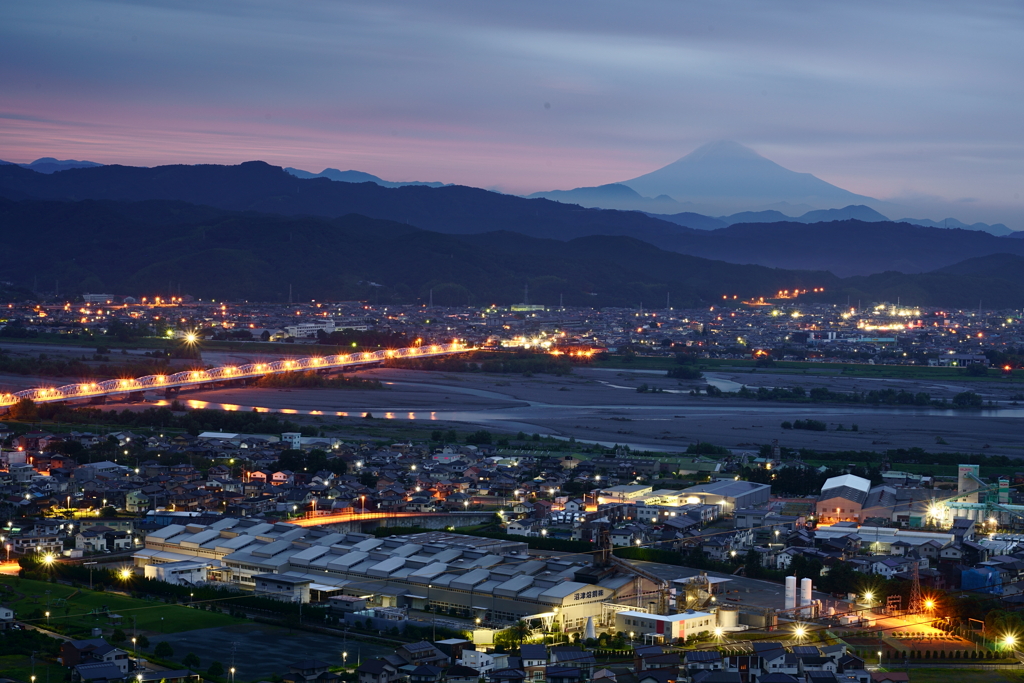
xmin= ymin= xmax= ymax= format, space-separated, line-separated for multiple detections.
xmin=0 ymin=342 xmax=470 ymax=407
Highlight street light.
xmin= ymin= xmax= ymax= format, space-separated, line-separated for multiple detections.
xmin=45 ymin=610 xmax=50 ymax=625
xmin=1005 ymin=634 xmax=1017 ymax=649
xmin=924 ymin=599 xmax=935 ymax=610
xmin=793 ymin=625 xmax=806 ymax=641
xmin=342 ymin=652 xmax=348 ymax=667
xmin=230 ymin=668 xmax=235 ymax=683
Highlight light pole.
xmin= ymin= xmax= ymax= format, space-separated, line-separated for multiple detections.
xmin=342 ymin=652 xmax=348 ymax=668
xmin=877 ymin=650 xmax=882 ymax=667
xmin=84 ymin=561 xmax=97 ymax=590
xmin=230 ymin=668 xmax=235 ymax=683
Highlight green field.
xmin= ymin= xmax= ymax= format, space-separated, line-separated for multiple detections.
xmin=0 ymin=575 xmax=243 ymax=636
xmin=0 ymin=654 xmax=66 ymax=683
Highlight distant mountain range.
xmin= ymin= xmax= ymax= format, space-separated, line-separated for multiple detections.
xmin=2 ymin=159 xmax=1024 ymax=295
xmin=283 ymin=166 xmax=447 ymax=188
xmin=3 ymin=195 xmax=1024 ymax=308
xmin=527 ymin=141 xmax=1015 ymax=236
xmin=0 ymin=157 xmax=104 ymax=174
xmin=5 ymin=145 xmax=1014 ymax=236
xmin=647 ymin=204 xmax=1014 ymax=236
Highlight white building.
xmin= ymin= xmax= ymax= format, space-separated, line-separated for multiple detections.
xmin=144 ymin=560 xmax=211 ymax=586
xmin=459 ymin=650 xmax=496 ymax=674
xmin=615 ymin=610 xmax=716 ymax=642
xmin=254 ymin=573 xmax=311 ymax=602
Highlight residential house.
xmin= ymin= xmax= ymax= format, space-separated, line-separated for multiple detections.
xmin=358 ymin=659 xmax=403 ymax=683
xmin=520 ymin=645 xmax=547 ymax=682
xmin=409 ymin=666 xmax=444 ymax=683
xmin=397 ymin=642 xmax=449 ymax=668
xmin=284 ymin=660 xmax=340 ymax=683
xmin=448 ymin=665 xmax=482 ymax=683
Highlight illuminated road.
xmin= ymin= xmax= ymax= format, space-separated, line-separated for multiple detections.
xmin=290 ymin=511 xmax=439 ymax=527
xmin=0 ymin=342 xmax=471 ymax=407
xmin=290 ymin=510 xmax=490 ymax=528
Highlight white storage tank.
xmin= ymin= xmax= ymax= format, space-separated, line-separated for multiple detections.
xmin=717 ymin=606 xmax=740 ymax=629
xmin=785 ymin=575 xmax=797 ymax=610
xmin=800 ymin=577 xmax=813 ymax=608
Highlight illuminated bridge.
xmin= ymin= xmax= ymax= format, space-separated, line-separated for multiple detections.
xmin=0 ymin=342 xmax=471 ymax=408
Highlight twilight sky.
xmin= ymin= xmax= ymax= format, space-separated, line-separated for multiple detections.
xmin=2 ymin=0 xmax=1022 ymax=225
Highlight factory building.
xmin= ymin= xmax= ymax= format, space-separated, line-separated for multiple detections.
xmin=678 ymin=480 xmax=771 ymax=515
xmin=816 ymin=474 xmax=872 ymax=524
xmin=134 ymin=518 xmax=658 ymax=630
xmin=615 ymin=610 xmax=718 ymax=641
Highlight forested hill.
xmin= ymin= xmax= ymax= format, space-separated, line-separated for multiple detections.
xmin=2 ymin=196 xmax=1024 ymax=308
xmin=0 ymin=161 xmax=694 ymax=245
xmin=3 ymin=161 xmax=1023 ymax=279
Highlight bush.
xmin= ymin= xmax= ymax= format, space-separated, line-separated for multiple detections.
xmin=208 ymin=662 xmax=225 ymax=676
xmin=792 ymin=419 xmax=827 ymax=431
xmin=466 ymin=430 xmax=493 ymax=445
xmin=953 ymin=391 xmax=983 ymax=408
xmin=154 ymin=641 xmax=174 ymax=658
xmin=781 ymin=421 xmax=793 ymax=429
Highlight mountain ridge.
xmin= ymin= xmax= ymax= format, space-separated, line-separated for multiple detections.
xmin=2 ymin=195 xmax=1023 ymax=308
xmin=283 ymin=166 xmax=447 ymax=188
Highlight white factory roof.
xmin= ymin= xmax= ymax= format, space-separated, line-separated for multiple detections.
xmin=138 ymin=519 xmax=635 ymax=617
xmin=821 ymin=474 xmax=871 ymax=494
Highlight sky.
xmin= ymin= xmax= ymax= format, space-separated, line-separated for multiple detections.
xmin=1 ymin=0 xmax=1023 ymax=226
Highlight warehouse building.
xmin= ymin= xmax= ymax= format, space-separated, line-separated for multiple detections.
xmin=678 ymin=480 xmax=771 ymax=515
xmin=134 ymin=518 xmax=658 ymax=630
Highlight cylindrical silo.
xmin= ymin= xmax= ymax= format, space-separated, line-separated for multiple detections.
xmin=785 ymin=575 xmax=797 ymax=610
xmin=800 ymin=577 xmax=813 ymax=609
xmin=717 ymin=606 xmax=740 ymax=629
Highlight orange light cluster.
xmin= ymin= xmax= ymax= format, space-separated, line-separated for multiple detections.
xmin=550 ymin=348 xmax=596 ymax=358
